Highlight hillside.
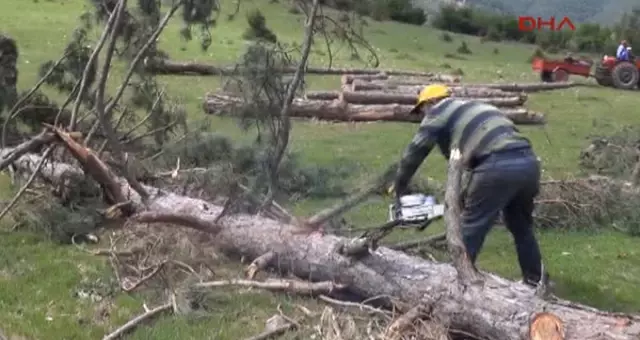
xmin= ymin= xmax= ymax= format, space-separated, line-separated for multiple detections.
xmin=415 ymin=0 xmax=636 ymax=25
xmin=2 ymin=0 xmax=640 ymax=339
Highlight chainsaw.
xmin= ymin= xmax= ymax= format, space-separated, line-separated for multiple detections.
xmin=358 ymin=194 xmax=445 ymax=249
xmin=388 ymin=194 xmax=445 ymax=229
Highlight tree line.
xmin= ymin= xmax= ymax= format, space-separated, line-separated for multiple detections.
xmin=319 ymin=0 xmax=426 ymax=26
xmin=431 ymin=5 xmax=640 ymax=55
xmin=320 ymin=0 xmax=640 ymax=56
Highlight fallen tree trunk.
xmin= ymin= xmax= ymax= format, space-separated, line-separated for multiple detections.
xmin=305 ymin=90 xmax=527 ymax=106
xmin=341 ymin=73 xmax=389 ymax=84
xmin=144 ymin=58 xmax=444 ymax=77
xmin=349 ymin=83 xmax=530 ymax=98
xmin=203 ymin=95 xmax=545 ymax=125
xmin=351 ymin=80 xmax=578 ymax=92
xmin=341 ymin=73 xmax=461 ymax=85
xmin=11 ymin=144 xmax=640 ymax=340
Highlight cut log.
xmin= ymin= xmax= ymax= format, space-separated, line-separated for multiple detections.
xmin=305 ymin=90 xmax=527 ymax=106
xmin=341 ymin=73 xmax=461 ymax=85
xmin=338 ymin=92 xmax=527 ymax=107
xmin=144 ymin=58 xmax=444 ymax=77
xmin=351 ymin=80 xmax=579 ymax=93
xmin=203 ymin=94 xmax=545 ymax=125
xmin=351 ymin=82 xmax=530 ymax=98
xmin=341 ymin=73 xmax=389 ymax=84
xmin=11 ymin=147 xmax=640 ymax=340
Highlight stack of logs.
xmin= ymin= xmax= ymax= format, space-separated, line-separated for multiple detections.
xmin=204 ymin=72 xmax=579 ymax=125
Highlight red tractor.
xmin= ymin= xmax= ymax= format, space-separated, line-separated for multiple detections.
xmin=593 ymin=56 xmax=640 ymax=89
xmin=532 ymin=55 xmax=640 ymax=90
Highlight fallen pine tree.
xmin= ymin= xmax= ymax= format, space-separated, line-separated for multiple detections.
xmin=203 ymin=94 xmax=545 ymax=125
xmin=305 ymin=90 xmax=528 ymax=106
xmin=5 ymin=129 xmax=640 ymax=340
xmin=350 ymin=80 xmax=580 ymax=93
xmin=143 ymin=58 xmax=445 ymax=77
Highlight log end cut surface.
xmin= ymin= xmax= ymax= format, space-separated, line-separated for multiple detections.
xmin=530 ymin=312 xmax=564 ymax=340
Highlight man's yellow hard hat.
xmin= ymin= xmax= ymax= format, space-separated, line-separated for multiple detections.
xmin=410 ymin=84 xmax=451 ymax=114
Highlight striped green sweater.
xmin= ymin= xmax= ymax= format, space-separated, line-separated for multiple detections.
xmin=394 ymin=97 xmax=530 ymax=194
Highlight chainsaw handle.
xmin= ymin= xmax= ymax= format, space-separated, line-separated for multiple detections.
xmin=417 ymin=218 xmax=433 ymax=231
xmin=360 ymin=219 xmax=402 ymax=238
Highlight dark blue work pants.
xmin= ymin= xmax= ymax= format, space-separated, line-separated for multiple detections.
xmin=462 ymin=147 xmax=543 ymax=282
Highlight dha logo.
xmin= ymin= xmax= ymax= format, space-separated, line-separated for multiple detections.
xmin=517 ymin=16 xmax=576 ymax=32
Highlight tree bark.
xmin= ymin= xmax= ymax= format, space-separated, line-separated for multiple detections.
xmin=144 ymin=58 xmax=447 ymax=77
xmin=341 ymin=73 xmax=461 ymax=85
xmin=341 ymin=73 xmax=389 ymax=84
xmin=10 ymin=148 xmax=640 ymax=340
xmin=304 ymin=90 xmax=527 ymax=106
xmin=351 ymin=80 xmax=578 ymax=93
xmin=203 ymin=94 xmax=545 ymax=125
xmin=349 ymin=84 xmax=529 ymax=98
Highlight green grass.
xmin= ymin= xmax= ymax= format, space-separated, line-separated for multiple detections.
xmin=2 ymin=0 xmax=640 ymax=338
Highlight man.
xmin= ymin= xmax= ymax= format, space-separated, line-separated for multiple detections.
xmin=617 ymin=40 xmax=630 ymax=61
xmin=389 ymin=84 xmax=547 ymax=287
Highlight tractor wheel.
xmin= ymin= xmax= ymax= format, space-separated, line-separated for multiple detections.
xmin=596 ymin=76 xmax=612 ymax=86
xmin=611 ymin=62 xmax=639 ymax=89
xmin=594 ymin=64 xmax=612 ymax=87
xmin=540 ymin=71 xmax=553 ymax=82
xmin=552 ymin=69 xmax=569 ymax=82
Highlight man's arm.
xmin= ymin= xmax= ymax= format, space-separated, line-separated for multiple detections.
xmin=394 ymin=124 xmax=440 ymax=197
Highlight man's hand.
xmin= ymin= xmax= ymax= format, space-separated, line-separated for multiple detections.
xmin=387 ymin=184 xmax=396 ymax=197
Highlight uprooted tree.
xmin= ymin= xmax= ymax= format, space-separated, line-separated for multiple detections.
xmin=2 ymin=0 xmax=640 ymax=339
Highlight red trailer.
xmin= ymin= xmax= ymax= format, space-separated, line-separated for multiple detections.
xmin=531 ymin=56 xmax=593 ymax=82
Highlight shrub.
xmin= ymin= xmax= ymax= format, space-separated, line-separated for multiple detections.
xmin=440 ymin=32 xmax=453 ymax=42
xmin=527 ymin=46 xmax=546 ymax=62
xmin=242 ymin=9 xmax=278 ymax=43
xmin=456 ymin=41 xmax=471 ymax=54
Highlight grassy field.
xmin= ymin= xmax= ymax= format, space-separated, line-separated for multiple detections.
xmin=2 ymin=0 xmax=640 ymax=339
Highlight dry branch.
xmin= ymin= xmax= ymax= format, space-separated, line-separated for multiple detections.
xmin=303 ymin=162 xmax=398 ymax=231
xmin=11 ymin=150 xmax=640 ymax=340
xmin=103 ymin=302 xmax=172 ymax=340
xmin=386 ymin=233 xmax=446 ymax=251
xmin=193 ymin=279 xmax=346 ymax=296
xmin=134 ymin=212 xmax=221 ymax=234
xmin=144 ymin=58 xmax=450 ymax=77
xmin=384 ymin=305 xmax=429 ymax=340
xmin=0 ymin=146 xmax=54 ymax=223
xmin=243 ymin=321 xmax=296 ymax=340
xmin=203 ymin=94 xmax=545 ymax=125
xmin=0 ymin=130 xmax=55 ymax=172
xmin=246 ymin=251 xmax=276 ymax=279
xmin=304 ymin=90 xmax=527 ymax=106
xmin=51 ymin=127 xmax=129 ymax=206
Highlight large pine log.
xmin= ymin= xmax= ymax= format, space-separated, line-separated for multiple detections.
xmin=306 ymin=90 xmax=527 ymax=105
xmin=203 ymin=94 xmax=545 ymax=125
xmin=350 ymin=82 xmax=532 ymax=98
xmin=351 ymin=80 xmax=579 ymax=92
xmin=9 ymin=145 xmax=640 ymax=340
xmin=341 ymin=73 xmax=461 ymax=85
xmin=341 ymin=73 xmax=389 ymax=84
xmin=144 ymin=58 xmax=442 ymax=77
